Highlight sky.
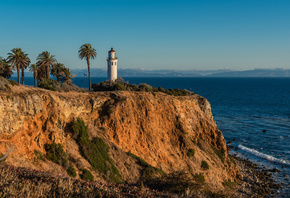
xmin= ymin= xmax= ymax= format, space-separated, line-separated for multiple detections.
xmin=0 ymin=0 xmax=290 ymax=71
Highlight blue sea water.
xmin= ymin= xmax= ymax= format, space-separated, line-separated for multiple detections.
xmin=13 ymin=77 xmax=290 ymax=194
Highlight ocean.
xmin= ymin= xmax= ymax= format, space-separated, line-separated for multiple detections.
xmin=11 ymin=77 xmax=290 ymax=194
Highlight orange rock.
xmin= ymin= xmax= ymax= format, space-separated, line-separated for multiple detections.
xmin=0 ymin=85 xmax=238 ymax=192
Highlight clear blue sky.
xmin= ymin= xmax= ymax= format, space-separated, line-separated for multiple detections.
xmin=0 ymin=0 xmax=289 ymax=70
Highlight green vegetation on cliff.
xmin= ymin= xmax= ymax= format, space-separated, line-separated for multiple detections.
xmin=201 ymin=160 xmax=209 ymax=170
xmin=212 ymin=146 xmax=225 ymax=163
xmin=45 ymin=143 xmax=68 ymax=167
xmin=187 ymin=148 xmax=195 ymax=157
xmin=38 ymin=78 xmax=82 ymax=92
xmin=71 ymin=118 xmax=122 ymax=183
xmin=127 ymin=152 xmax=164 ymax=178
xmin=92 ymin=78 xmax=194 ymax=96
xmin=80 ymin=169 xmax=94 ymax=181
xmin=45 ymin=142 xmax=76 ymax=177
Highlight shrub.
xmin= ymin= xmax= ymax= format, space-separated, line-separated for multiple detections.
xmin=38 ymin=79 xmax=82 ymax=92
xmin=45 ymin=143 xmax=68 ymax=168
xmin=223 ymin=179 xmax=237 ymax=188
xmin=92 ymin=80 xmax=194 ymax=96
xmin=71 ymin=118 xmax=122 ymax=183
xmin=45 ymin=142 xmax=81 ymax=177
xmin=201 ymin=160 xmax=209 ymax=170
xmin=143 ymin=171 xmax=198 ymax=194
xmin=60 ymin=82 xmax=82 ymax=92
xmin=116 ymin=83 xmax=126 ymax=91
xmin=67 ymin=165 xmax=77 ymax=177
xmin=34 ymin=150 xmax=44 ymax=162
xmin=38 ymin=79 xmax=58 ymax=91
xmin=187 ymin=148 xmax=195 ymax=157
xmin=158 ymin=87 xmax=166 ymax=92
xmin=212 ymin=146 xmax=225 ymax=163
xmin=71 ymin=118 xmax=89 ymax=141
xmin=8 ymin=79 xmax=17 ymax=86
xmin=0 ymin=77 xmax=15 ymax=91
xmin=80 ymin=169 xmax=94 ymax=181
xmin=127 ymin=152 xmax=150 ymax=167
xmin=5 ymin=84 xmax=11 ymax=90
xmin=195 ymin=173 xmax=205 ymax=183
xmin=139 ymin=83 xmax=153 ymax=92
xmin=127 ymin=152 xmax=164 ymax=178
xmin=83 ymin=138 xmax=110 ymax=173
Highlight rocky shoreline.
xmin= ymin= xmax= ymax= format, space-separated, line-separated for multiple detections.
xmin=232 ymin=154 xmax=283 ymax=198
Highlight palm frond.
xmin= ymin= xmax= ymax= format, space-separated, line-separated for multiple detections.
xmin=78 ymin=43 xmax=97 ymax=60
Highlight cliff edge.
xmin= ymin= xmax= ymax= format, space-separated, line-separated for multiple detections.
xmin=0 ymin=80 xmax=238 ymax=194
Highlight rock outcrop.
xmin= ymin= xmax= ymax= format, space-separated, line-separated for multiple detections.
xmin=0 ymin=82 xmax=238 ymax=193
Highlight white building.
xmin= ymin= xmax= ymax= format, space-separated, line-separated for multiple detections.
xmin=107 ymin=48 xmax=118 ymax=81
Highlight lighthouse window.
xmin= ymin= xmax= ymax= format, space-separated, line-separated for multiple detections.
xmin=115 ymin=62 xmax=116 ymax=65
xmin=111 ymin=62 xmax=113 ymax=65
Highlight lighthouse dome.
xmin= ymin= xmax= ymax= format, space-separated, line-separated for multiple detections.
xmin=109 ymin=48 xmax=116 ymax=53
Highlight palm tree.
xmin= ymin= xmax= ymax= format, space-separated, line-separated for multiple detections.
xmin=51 ymin=63 xmax=65 ymax=82
xmin=36 ymin=64 xmax=47 ymax=81
xmin=21 ymin=56 xmax=31 ymax=85
xmin=7 ymin=48 xmax=30 ymax=84
xmin=0 ymin=57 xmax=13 ymax=78
xmin=61 ymin=68 xmax=76 ymax=84
xmin=78 ymin=43 xmax=97 ymax=91
xmin=36 ymin=51 xmax=57 ymax=79
xmin=29 ymin=64 xmax=38 ymax=87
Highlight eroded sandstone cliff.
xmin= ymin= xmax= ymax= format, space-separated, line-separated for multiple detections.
xmin=0 ymin=82 xmax=238 ymax=193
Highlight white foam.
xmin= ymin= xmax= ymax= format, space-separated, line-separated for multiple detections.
xmin=238 ymin=144 xmax=290 ymax=166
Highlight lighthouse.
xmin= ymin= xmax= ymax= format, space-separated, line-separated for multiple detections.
xmin=107 ymin=48 xmax=118 ymax=81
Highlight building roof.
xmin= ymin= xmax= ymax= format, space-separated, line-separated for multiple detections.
xmin=109 ymin=48 xmax=116 ymax=53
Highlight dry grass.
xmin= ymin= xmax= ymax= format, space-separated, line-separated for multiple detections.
xmin=0 ymin=163 xmax=173 ymax=197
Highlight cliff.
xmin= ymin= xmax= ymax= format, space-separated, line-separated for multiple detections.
xmin=0 ymin=80 xmax=238 ymax=194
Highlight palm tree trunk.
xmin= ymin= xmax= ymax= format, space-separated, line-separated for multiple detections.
xmin=87 ymin=58 xmax=91 ymax=91
xmin=21 ymin=68 xmax=25 ymax=85
xmin=46 ymin=65 xmax=50 ymax=79
xmin=17 ymin=66 xmax=20 ymax=84
xmin=34 ymin=72 xmax=37 ymax=87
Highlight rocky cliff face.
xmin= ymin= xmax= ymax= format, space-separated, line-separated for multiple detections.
xmin=0 ymin=83 xmax=238 ymax=193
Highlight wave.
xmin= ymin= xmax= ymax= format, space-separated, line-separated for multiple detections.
xmin=238 ymin=145 xmax=290 ymax=166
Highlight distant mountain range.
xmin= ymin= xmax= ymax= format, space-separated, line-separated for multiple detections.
xmin=72 ymin=68 xmax=290 ymax=77
xmin=206 ymin=68 xmax=290 ymax=77
xmin=13 ymin=68 xmax=290 ymax=78
xmin=72 ymin=68 xmax=203 ymax=77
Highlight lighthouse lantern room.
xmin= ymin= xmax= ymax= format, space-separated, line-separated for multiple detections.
xmin=107 ymin=48 xmax=118 ymax=81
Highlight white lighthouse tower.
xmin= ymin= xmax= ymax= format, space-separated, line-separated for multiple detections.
xmin=107 ymin=48 xmax=118 ymax=81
